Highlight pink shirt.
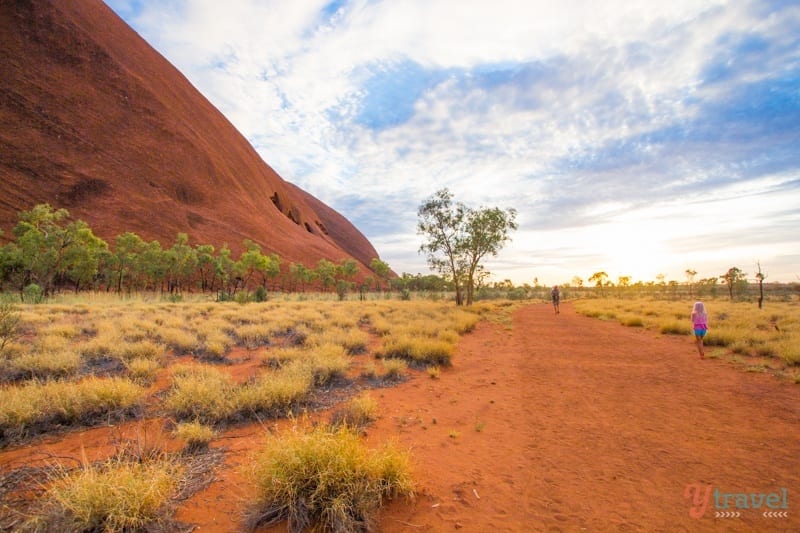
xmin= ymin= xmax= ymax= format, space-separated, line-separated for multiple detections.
xmin=692 ymin=312 xmax=708 ymax=330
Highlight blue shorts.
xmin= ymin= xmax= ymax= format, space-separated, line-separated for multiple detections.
xmin=694 ymin=329 xmax=707 ymax=338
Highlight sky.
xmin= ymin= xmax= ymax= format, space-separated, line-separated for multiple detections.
xmin=104 ymin=0 xmax=800 ymax=286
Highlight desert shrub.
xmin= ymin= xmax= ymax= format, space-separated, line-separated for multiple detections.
xmin=360 ymin=362 xmax=378 ymax=379
xmin=38 ymin=454 xmax=181 ymax=532
xmin=174 ymin=421 xmax=217 ymax=451
xmin=307 ymin=327 xmax=370 ymax=354
xmin=157 ymin=327 xmax=200 ymax=354
xmin=658 ymin=320 xmax=684 ymax=335
xmin=125 ymin=357 xmax=161 ymax=383
xmin=39 ymin=322 xmax=81 ymax=340
xmin=621 ymin=316 xmax=644 ymax=327
xmin=330 ymin=392 xmax=378 ymax=429
xmin=24 ymin=283 xmax=44 ymax=304
xmin=0 ymin=377 xmax=144 ymax=442
xmin=164 ymin=365 xmax=237 ymax=423
xmin=8 ymin=350 xmax=81 ymax=379
xmin=381 ymin=358 xmax=408 ymax=380
xmin=380 ymin=334 xmax=455 ymax=366
xmin=116 ymin=340 xmax=166 ymax=362
xmin=0 ymin=301 xmax=21 ymax=353
xmin=426 ymin=366 xmax=441 ymax=379
xmin=238 ymin=364 xmax=313 ymax=416
xmin=235 ymin=323 xmax=273 ymax=349
xmin=244 ymin=425 xmax=413 ymax=532
xmin=777 ymin=337 xmax=800 ymax=366
xmin=301 ymin=343 xmax=351 ymax=385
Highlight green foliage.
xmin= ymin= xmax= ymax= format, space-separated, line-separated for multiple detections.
xmin=720 ymin=266 xmax=748 ymax=300
xmin=23 ymin=283 xmax=43 ymax=303
xmin=0 ymin=204 xmax=386 ymax=298
xmin=417 ymin=188 xmax=516 ymax=306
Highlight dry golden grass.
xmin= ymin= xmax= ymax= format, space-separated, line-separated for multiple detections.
xmin=574 ymin=298 xmax=800 ymax=366
xmin=331 ymin=392 xmax=378 ymax=429
xmin=37 ymin=453 xmax=182 ymax=532
xmin=2 ymin=298 xmax=492 ymax=443
xmin=0 ymin=377 xmax=145 ymax=442
xmin=174 ymin=421 xmax=217 ymax=450
xmin=244 ymin=424 xmax=413 ymax=531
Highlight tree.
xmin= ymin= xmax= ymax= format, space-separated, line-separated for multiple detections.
xmin=62 ymin=222 xmax=109 ymax=292
xmin=588 ymin=271 xmax=608 ymax=296
xmin=214 ymin=244 xmax=236 ymax=295
xmin=109 ymin=232 xmax=145 ymax=293
xmin=316 ymin=259 xmax=336 ymax=292
xmin=165 ymin=233 xmax=197 ymax=293
xmin=418 ymin=188 xmax=516 ymax=306
xmin=720 ymin=267 xmax=747 ymax=300
xmin=460 ymin=205 xmax=518 ymax=305
xmin=418 ymin=189 xmax=467 ymax=305
xmin=369 ymin=258 xmax=391 ymax=291
xmin=685 ymin=269 xmax=697 ymax=298
xmin=195 ymin=244 xmax=215 ymax=292
xmin=290 ymin=262 xmax=317 ymax=292
xmin=11 ymin=204 xmax=96 ymax=296
xmin=755 ymin=261 xmax=767 ymax=309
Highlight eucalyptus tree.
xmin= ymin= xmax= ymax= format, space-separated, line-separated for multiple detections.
xmin=418 ymin=188 xmax=517 ymax=306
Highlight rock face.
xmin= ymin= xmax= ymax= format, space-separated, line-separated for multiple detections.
xmin=0 ymin=0 xmax=381 ymax=271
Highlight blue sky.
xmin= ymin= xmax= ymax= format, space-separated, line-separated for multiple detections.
xmin=105 ymin=0 xmax=800 ymax=285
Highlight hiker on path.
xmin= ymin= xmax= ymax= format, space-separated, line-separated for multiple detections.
xmin=551 ymin=285 xmax=560 ymax=314
xmin=691 ymin=301 xmax=708 ymax=358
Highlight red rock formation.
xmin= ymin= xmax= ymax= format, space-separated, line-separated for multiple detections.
xmin=0 ymin=0 xmax=381 ymax=273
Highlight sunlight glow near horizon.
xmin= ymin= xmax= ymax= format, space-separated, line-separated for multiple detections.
xmin=104 ymin=0 xmax=800 ymax=285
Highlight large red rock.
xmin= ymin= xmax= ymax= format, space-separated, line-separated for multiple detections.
xmin=0 ymin=0 xmax=381 ymax=272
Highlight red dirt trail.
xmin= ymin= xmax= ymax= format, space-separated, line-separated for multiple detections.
xmin=370 ymin=303 xmax=799 ymax=533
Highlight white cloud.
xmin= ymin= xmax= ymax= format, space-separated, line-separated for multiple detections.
xmin=107 ymin=0 xmax=800 ymax=284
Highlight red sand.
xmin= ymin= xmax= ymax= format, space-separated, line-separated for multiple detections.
xmin=2 ymin=302 xmax=798 ymax=532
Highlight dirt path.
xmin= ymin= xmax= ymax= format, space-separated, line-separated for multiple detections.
xmin=371 ymin=303 xmax=799 ymax=532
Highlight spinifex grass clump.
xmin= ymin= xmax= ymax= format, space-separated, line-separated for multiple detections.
xmin=0 ymin=377 xmax=145 ymax=444
xmin=36 ymin=453 xmax=182 ymax=532
xmin=380 ymin=334 xmax=455 ymax=366
xmin=165 ymin=363 xmax=314 ymax=424
xmin=174 ymin=421 xmax=217 ymax=451
xmin=330 ymin=392 xmax=378 ymax=429
xmin=244 ymin=425 xmax=413 ymax=532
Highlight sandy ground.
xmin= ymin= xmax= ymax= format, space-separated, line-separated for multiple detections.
xmin=2 ymin=302 xmax=798 ymax=532
xmin=370 ymin=302 xmax=799 ymax=533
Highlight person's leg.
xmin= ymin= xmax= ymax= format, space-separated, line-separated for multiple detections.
xmin=695 ymin=334 xmax=705 ymax=358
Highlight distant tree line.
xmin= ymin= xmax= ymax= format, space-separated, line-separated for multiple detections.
xmin=0 ymin=204 xmax=393 ymax=301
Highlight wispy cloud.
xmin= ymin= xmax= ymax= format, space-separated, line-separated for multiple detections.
xmin=106 ymin=0 xmax=800 ymax=283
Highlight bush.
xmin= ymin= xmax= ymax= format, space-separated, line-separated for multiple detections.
xmin=0 ymin=301 xmax=20 ymax=353
xmin=24 ymin=284 xmax=44 ymax=304
xmin=40 ymin=454 xmax=181 ymax=532
xmin=244 ymin=425 xmax=413 ymax=532
xmin=330 ymin=392 xmax=378 ymax=429
xmin=0 ymin=377 xmax=145 ymax=443
xmin=174 ymin=421 xmax=217 ymax=451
